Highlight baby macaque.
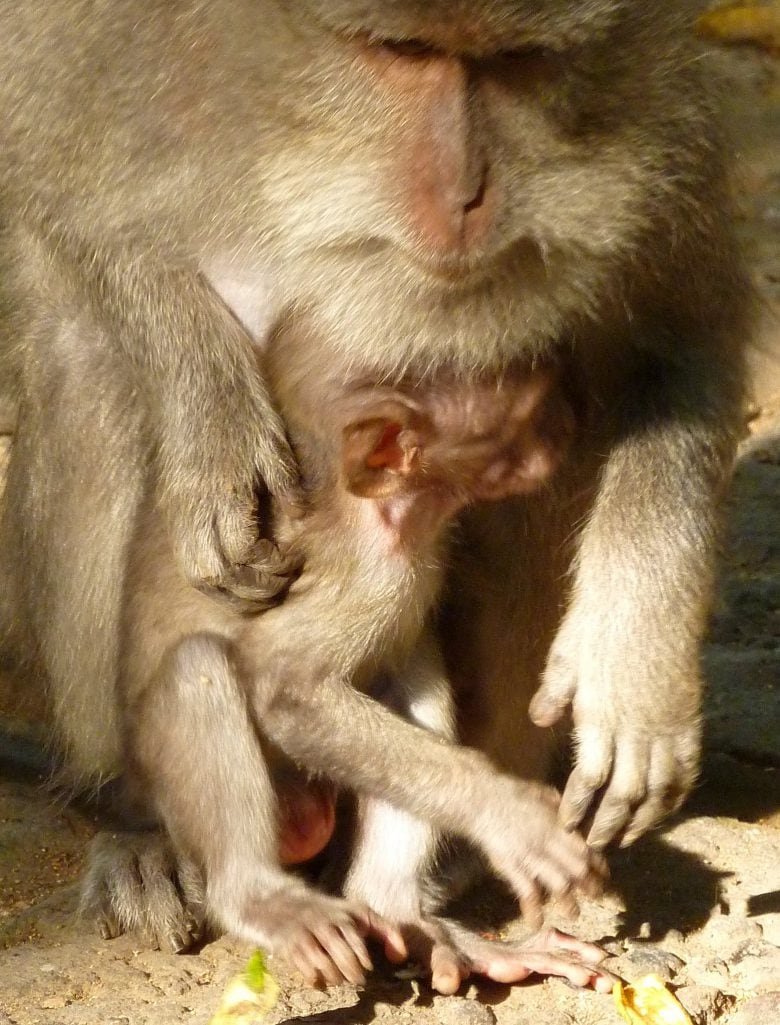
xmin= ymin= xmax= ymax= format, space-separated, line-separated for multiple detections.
xmin=87 ymin=342 xmax=609 ymax=991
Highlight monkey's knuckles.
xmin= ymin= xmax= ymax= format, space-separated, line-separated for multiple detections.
xmin=173 ymin=493 xmax=254 ymax=585
xmin=561 ymin=718 xmax=696 ymax=847
xmin=567 ymin=715 xmax=700 ymax=848
xmin=167 ymin=439 xmax=303 ymax=606
xmin=190 ymin=532 xmax=303 ymax=610
xmin=291 ymin=928 xmax=369 ymax=988
xmin=619 ymin=729 xmax=700 ymax=846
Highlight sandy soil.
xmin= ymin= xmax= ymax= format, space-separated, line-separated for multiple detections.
xmin=0 ymin=31 xmax=778 ymax=1025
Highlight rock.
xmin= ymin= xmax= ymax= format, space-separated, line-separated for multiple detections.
xmin=727 ymin=940 xmax=780 ymax=991
xmin=434 ymin=997 xmax=497 ymax=1025
xmin=728 ymin=991 xmax=780 ymax=1025
xmin=675 ymin=985 xmax=736 ymax=1024
xmin=698 ymin=911 xmax=765 ymax=959
xmin=609 ymin=943 xmax=686 ymax=983
xmin=685 ymin=957 xmax=733 ymax=990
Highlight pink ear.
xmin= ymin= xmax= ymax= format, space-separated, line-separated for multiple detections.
xmin=342 ymin=413 xmax=423 ymax=498
xmin=364 ymin=421 xmax=406 ymax=471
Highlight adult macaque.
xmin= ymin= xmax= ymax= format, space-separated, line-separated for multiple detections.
xmin=86 ymin=341 xmax=608 ymax=992
xmin=0 ymin=0 xmax=747 ymax=927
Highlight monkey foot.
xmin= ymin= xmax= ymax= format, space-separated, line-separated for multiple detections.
xmin=80 ymin=830 xmax=206 ymax=953
xmin=276 ymin=772 xmax=336 ymax=865
xmin=388 ymin=919 xmax=614 ymax=996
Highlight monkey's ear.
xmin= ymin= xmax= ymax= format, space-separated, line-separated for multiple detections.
xmin=342 ymin=406 xmax=428 ymax=499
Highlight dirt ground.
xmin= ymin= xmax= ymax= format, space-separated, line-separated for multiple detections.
xmin=0 ymin=29 xmax=778 ymax=1025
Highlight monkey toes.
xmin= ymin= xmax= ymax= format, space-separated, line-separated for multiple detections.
xmin=458 ymin=924 xmax=614 ymax=993
xmin=394 ymin=918 xmax=612 ymax=995
xmin=79 ymin=779 xmax=333 ymax=955
xmin=80 ymin=831 xmax=206 ymax=953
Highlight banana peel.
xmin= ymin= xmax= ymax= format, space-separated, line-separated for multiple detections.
xmin=697 ymin=3 xmax=780 ymax=53
xmin=613 ymin=974 xmax=693 ymax=1025
xmin=208 ymin=951 xmax=280 ymax=1025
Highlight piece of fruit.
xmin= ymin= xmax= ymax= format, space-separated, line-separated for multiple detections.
xmin=209 ymin=951 xmax=280 ymax=1025
xmin=613 ymin=973 xmax=693 ymax=1025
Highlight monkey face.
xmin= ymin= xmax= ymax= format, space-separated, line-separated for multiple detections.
xmin=253 ymin=2 xmax=676 ymax=291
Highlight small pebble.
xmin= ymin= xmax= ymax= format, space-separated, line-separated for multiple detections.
xmin=435 ymin=997 xmax=497 ymax=1025
xmin=676 ymin=985 xmax=736 ymax=1025
xmin=611 ymin=942 xmax=686 ymax=982
xmin=728 ymin=991 xmax=780 ymax=1025
xmin=727 ymin=940 xmax=780 ymax=991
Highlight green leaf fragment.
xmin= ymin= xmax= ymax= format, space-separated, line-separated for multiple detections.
xmin=208 ymin=950 xmax=280 ymax=1025
xmin=244 ymin=951 xmax=275 ymax=996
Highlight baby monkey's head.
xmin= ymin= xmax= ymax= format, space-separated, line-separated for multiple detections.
xmin=339 ymin=364 xmax=575 ymax=522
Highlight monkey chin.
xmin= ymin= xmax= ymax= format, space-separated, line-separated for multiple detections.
xmin=277 ymin=774 xmax=337 ymax=866
xmin=398 ymin=235 xmax=548 ymax=300
xmin=402 ymin=246 xmax=497 ymax=289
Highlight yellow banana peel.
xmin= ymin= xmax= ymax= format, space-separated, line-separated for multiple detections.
xmin=613 ymin=973 xmax=693 ymax=1025
xmin=208 ymin=950 xmax=280 ymax=1025
xmin=697 ymin=3 xmax=780 ymax=53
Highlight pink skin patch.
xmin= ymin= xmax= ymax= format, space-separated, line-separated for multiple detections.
xmin=277 ymin=776 xmax=337 ymax=866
